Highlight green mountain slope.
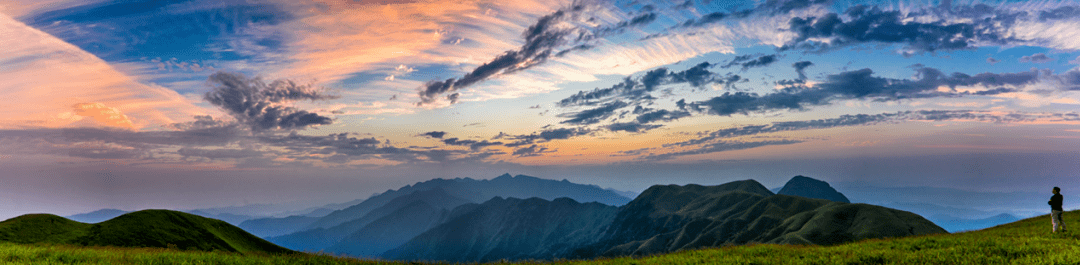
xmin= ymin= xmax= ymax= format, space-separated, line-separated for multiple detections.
xmin=0 ymin=210 xmax=292 ymax=254
xmin=0 ymin=214 xmax=90 ymax=244
xmin=577 ymin=179 xmax=946 ymax=257
xmin=385 ymin=197 xmax=619 ymax=262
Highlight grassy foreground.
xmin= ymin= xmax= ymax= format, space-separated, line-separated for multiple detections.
xmin=3 ymin=210 xmax=1079 ymax=265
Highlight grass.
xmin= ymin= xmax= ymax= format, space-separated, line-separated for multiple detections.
xmin=3 ymin=210 xmax=1080 ymax=264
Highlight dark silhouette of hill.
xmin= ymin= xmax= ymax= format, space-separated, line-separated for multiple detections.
xmin=268 ymin=188 xmax=469 ymax=252
xmin=384 ymin=197 xmax=618 ymax=262
xmin=776 ymin=175 xmax=850 ymax=203
xmin=0 ymin=210 xmax=292 ymax=254
xmin=65 ymin=209 xmax=129 ymax=223
xmin=577 ymin=180 xmax=944 ymax=257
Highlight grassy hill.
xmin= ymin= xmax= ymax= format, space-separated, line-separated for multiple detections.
xmin=2 ymin=210 xmax=1078 ymax=264
xmin=0 ymin=210 xmax=292 ymax=255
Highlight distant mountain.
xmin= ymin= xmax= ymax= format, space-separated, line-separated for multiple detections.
xmin=325 ymin=200 xmax=451 ymax=258
xmin=305 ymin=174 xmax=631 ymax=230
xmin=776 ymin=175 xmax=850 ymax=203
xmin=0 ymin=210 xmax=292 ymax=254
xmin=261 ymin=173 xmax=632 ymax=254
xmin=577 ymin=180 xmax=943 ymax=257
xmin=238 ymin=215 xmax=320 ymax=238
xmin=268 ymin=188 xmax=470 ymax=252
xmin=385 ymin=197 xmax=618 ymax=262
xmin=66 ymin=209 xmax=128 ymax=223
xmin=930 ymin=213 xmax=1021 ymax=232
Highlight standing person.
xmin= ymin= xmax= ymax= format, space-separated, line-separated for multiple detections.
xmin=1050 ymin=187 xmax=1066 ymax=233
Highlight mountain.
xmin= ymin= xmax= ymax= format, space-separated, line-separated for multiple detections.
xmin=384 ymin=197 xmax=619 ymax=262
xmin=325 ymin=200 xmax=451 ymax=258
xmin=931 ymin=213 xmax=1021 ymax=232
xmin=268 ymin=188 xmax=470 ymax=252
xmin=238 ymin=215 xmax=320 ymax=238
xmin=306 ymin=174 xmax=631 ymax=230
xmin=0 ymin=214 xmax=91 ymax=244
xmin=776 ymin=175 xmax=850 ymax=203
xmin=65 ymin=209 xmax=129 ymax=223
xmin=262 ymin=173 xmax=633 ymax=254
xmin=578 ymin=180 xmax=944 ymax=257
xmin=0 ymin=210 xmax=292 ymax=254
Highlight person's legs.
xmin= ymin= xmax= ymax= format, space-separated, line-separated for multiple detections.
xmin=1052 ymin=210 xmax=1064 ymax=232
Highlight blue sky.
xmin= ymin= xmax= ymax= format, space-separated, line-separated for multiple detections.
xmin=2 ymin=0 xmax=1080 ymax=219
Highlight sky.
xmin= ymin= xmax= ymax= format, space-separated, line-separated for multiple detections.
xmin=2 ymin=0 xmax=1080 ymax=220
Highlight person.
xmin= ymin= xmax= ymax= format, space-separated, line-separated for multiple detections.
xmin=1049 ymin=187 xmax=1066 ymax=233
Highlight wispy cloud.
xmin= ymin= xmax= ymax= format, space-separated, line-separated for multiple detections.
xmin=0 ymin=13 xmax=206 ymax=129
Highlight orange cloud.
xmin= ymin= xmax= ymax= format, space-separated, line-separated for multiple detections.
xmin=0 ymin=13 xmax=206 ymax=129
xmin=70 ymin=103 xmax=135 ymax=129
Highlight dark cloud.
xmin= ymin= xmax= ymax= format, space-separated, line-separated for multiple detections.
xmin=644 ymin=140 xmax=803 ymax=161
xmin=782 ymin=5 xmax=1018 ymax=54
xmin=420 ymin=131 xmax=447 ymax=139
xmin=793 ymin=61 xmax=814 ymax=80
xmin=664 ymin=110 xmax=1078 ymax=149
xmin=689 ymin=67 xmax=1045 ymax=116
xmin=558 ymin=62 xmax=740 ymax=107
xmin=605 ymin=122 xmax=663 ymax=133
xmin=501 ymin=127 xmax=591 ymax=147
xmin=417 ymin=3 xmax=657 ymax=105
xmin=676 ymin=0 xmax=826 ymax=29
xmin=635 ymin=109 xmax=691 ymax=123
xmin=721 ymin=54 xmax=779 ymax=70
xmin=204 ymin=72 xmax=336 ymax=131
xmin=442 ymin=138 xmax=504 ymax=151
xmin=177 ymin=147 xmax=262 ymax=160
xmin=559 ymin=101 xmax=629 ymax=125
xmin=1019 ymin=53 xmax=1053 ymax=63
xmin=512 ymin=144 xmax=554 ymax=157
xmin=987 ymin=57 xmax=1000 ymax=64
xmin=1038 ymin=6 xmax=1080 ymax=21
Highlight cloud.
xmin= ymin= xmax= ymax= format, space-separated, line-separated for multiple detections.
xmin=1070 ymin=56 xmax=1080 ymax=65
xmin=987 ymin=57 xmax=1000 ymax=64
xmin=512 ymin=144 xmax=554 ymax=157
xmin=720 ymin=54 xmax=780 ymax=70
xmin=688 ymin=66 xmax=1047 ymax=116
xmin=558 ymin=62 xmax=742 ymax=107
xmin=501 ymin=127 xmax=590 ymax=147
xmin=605 ymin=122 xmax=663 ymax=133
xmin=0 ymin=13 xmax=205 ymax=129
xmin=559 ymin=101 xmax=630 ymax=125
xmin=782 ymin=5 xmax=1010 ymax=54
xmin=1019 ymin=53 xmax=1054 ymax=63
xmin=71 ymin=103 xmax=135 ymax=129
xmin=635 ymin=109 xmax=691 ymax=123
xmin=420 ymin=131 xmax=447 ymax=139
xmin=204 ymin=72 xmax=337 ymax=131
xmin=644 ymin=139 xmax=803 ymax=161
xmin=793 ymin=61 xmax=814 ymax=80
xmin=441 ymin=138 xmax=504 ymax=151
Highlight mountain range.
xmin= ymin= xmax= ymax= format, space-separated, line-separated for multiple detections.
xmin=260 ymin=173 xmax=634 ymax=256
xmin=49 ymin=174 xmax=956 ymax=263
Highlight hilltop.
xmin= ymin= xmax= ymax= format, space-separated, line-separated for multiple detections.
xmin=0 ymin=210 xmax=291 ymax=254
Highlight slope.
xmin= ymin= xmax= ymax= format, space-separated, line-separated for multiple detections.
xmin=0 ymin=210 xmax=292 ymax=254
xmin=385 ymin=197 xmax=619 ymax=262
xmin=577 ymin=179 xmax=945 ymax=257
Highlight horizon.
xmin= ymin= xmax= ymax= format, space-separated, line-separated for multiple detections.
xmin=3 ymin=0 xmax=1080 ymax=221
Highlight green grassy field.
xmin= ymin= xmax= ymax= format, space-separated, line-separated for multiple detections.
xmin=3 ymin=210 xmax=1079 ymax=265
